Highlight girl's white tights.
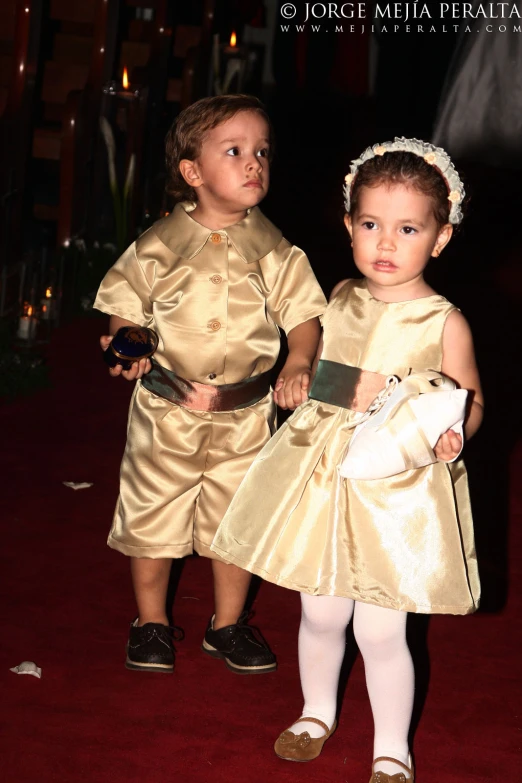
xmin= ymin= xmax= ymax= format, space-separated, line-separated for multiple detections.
xmin=290 ymin=594 xmax=414 ymax=774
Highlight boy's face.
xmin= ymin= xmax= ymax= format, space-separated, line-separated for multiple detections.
xmin=182 ymin=111 xmax=270 ymax=213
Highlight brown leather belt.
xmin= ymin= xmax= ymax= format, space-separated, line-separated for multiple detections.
xmin=308 ymin=359 xmax=388 ymax=413
xmin=141 ymin=362 xmax=271 ymax=412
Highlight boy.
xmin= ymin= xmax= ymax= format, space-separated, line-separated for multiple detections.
xmin=95 ymin=95 xmax=326 ymax=675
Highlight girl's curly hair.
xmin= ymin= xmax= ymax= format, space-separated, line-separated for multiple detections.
xmin=349 ymin=152 xmax=465 ymax=227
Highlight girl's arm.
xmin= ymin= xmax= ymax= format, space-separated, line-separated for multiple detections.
xmin=308 ymin=278 xmax=349 ymax=382
xmin=436 ymin=309 xmax=484 ymax=460
xmin=274 ymin=278 xmax=350 ymax=409
xmin=310 ymin=334 xmax=324 ymax=381
xmin=274 ymin=317 xmax=321 ymax=409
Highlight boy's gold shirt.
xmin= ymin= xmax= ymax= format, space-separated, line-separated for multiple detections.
xmin=94 ymin=202 xmax=326 ymax=384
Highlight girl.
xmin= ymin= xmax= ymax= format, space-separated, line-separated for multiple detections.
xmin=211 ymin=138 xmax=483 ymax=781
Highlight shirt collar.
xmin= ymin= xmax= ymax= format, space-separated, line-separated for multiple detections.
xmin=153 ymin=202 xmax=283 ymax=263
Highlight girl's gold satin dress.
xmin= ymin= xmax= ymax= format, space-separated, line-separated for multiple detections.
xmin=211 ymin=280 xmax=480 ymax=614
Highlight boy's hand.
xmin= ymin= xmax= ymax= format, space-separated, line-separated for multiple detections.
xmin=434 ymin=429 xmax=463 ymax=462
xmin=100 ymin=335 xmax=152 ymax=380
xmin=274 ymin=363 xmax=312 ymax=410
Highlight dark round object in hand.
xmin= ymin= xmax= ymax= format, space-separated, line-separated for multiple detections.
xmin=103 ymin=326 xmax=159 ymax=370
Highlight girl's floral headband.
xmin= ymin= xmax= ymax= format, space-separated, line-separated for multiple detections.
xmin=343 ymin=137 xmax=465 ymax=225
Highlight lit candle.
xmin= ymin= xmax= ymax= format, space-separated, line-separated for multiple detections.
xmin=118 ymin=67 xmax=137 ymax=101
xmin=220 ymin=32 xmax=246 ymax=93
xmin=102 ymin=68 xmax=139 ymax=102
xmin=40 ymin=287 xmax=54 ymax=321
xmin=17 ymin=304 xmax=36 ymax=340
xmin=225 ymin=30 xmax=238 ymax=53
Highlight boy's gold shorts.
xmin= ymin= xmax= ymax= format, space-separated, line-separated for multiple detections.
xmin=107 ymin=383 xmax=275 ymax=560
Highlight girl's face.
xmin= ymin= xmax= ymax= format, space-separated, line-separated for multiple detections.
xmin=345 ymin=183 xmax=452 ymax=294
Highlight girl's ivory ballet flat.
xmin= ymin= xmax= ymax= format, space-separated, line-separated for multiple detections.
xmin=274 ymin=717 xmax=336 ymax=762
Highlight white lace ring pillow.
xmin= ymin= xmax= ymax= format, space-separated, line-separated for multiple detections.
xmin=339 ymin=372 xmax=467 ymax=481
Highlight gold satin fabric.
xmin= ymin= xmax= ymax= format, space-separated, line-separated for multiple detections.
xmin=94 ymin=203 xmax=326 ymax=559
xmin=212 ymin=280 xmax=480 ymax=614
xmin=94 ymin=202 xmax=326 ymax=384
xmin=108 ymin=386 xmax=275 ymax=559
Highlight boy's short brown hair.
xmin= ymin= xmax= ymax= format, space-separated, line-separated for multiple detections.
xmin=165 ymin=95 xmax=273 ymax=203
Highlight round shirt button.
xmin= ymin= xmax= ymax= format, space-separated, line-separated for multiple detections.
xmin=209 ymin=320 xmax=221 ymax=331
xmin=210 ymin=233 xmax=221 ymax=244
xmin=210 ymin=275 xmax=223 ymax=284
xmin=208 ymin=373 xmax=217 ymax=380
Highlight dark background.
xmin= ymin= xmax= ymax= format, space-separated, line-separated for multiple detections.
xmin=1 ymin=0 xmax=521 ymax=614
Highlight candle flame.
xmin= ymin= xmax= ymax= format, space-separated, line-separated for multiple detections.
xmin=27 ymin=305 xmax=33 ymax=317
xmin=45 ymin=287 xmax=52 ymax=298
xmin=122 ymin=67 xmax=129 ymax=90
xmin=230 ymin=31 xmax=237 ymax=47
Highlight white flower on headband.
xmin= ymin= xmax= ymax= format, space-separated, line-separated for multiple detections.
xmin=343 ymin=137 xmax=465 ymax=225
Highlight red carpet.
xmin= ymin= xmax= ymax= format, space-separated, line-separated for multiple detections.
xmin=1 ymin=317 xmax=520 ymax=783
